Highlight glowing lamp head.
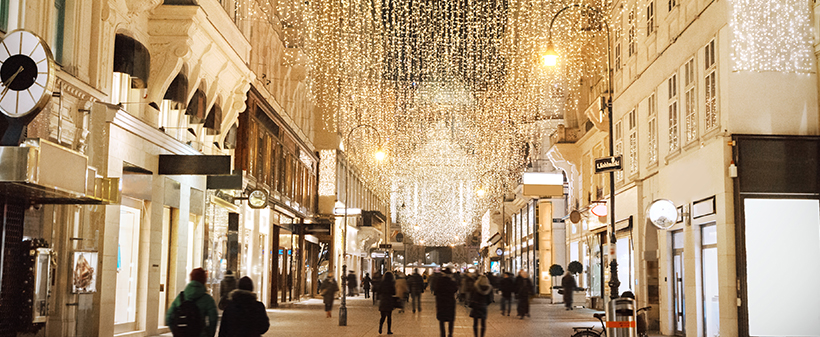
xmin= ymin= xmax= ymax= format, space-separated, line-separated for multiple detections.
xmin=374 ymin=149 xmax=386 ymax=161
xmin=542 ymin=44 xmax=558 ymax=67
xmin=476 ymin=188 xmax=486 ymax=197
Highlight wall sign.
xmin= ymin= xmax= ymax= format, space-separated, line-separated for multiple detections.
xmin=693 ymin=196 xmax=716 ymax=219
xmin=72 ymin=251 xmax=98 ymax=293
xmin=594 ymin=155 xmax=623 ymax=174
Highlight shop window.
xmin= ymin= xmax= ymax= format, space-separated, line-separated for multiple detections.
xmin=115 ymin=203 xmax=142 ymax=329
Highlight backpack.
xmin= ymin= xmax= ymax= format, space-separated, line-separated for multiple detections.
xmin=171 ymin=291 xmax=204 ymax=337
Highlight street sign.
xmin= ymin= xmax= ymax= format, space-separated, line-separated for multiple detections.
xmin=594 ymin=155 xmax=623 ymax=174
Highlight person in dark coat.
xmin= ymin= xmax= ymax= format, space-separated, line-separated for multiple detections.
xmin=319 ymin=272 xmax=339 ymax=318
xmin=407 ymin=268 xmax=425 ymax=313
xmin=347 ymin=270 xmax=358 ymax=296
xmin=378 ymin=272 xmax=396 ymax=334
xmin=434 ymin=268 xmax=459 ymax=337
xmin=561 ymin=270 xmax=578 ymax=310
xmin=372 ymin=272 xmax=383 ymax=305
xmin=219 ymin=270 xmax=238 ymax=310
xmin=515 ymin=270 xmax=534 ymax=319
xmin=498 ymin=272 xmax=515 ymax=316
xmin=218 ymin=276 xmax=270 ymax=337
xmin=362 ymin=273 xmax=372 ymax=299
xmin=469 ymin=275 xmax=493 ymax=337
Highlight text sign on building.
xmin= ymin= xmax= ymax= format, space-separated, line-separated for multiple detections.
xmin=594 ymin=155 xmax=623 ymax=174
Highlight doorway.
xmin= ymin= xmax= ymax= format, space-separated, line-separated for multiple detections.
xmin=700 ymin=223 xmax=719 ymax=337
xmin=671 ymin=230 xmax=685 ymax=335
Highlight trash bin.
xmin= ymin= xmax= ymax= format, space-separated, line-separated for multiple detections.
xmin=607 ymin=297 xmax=636 ymax=337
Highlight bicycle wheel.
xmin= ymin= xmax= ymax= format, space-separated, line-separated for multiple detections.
xmin=571 ymin=330 xmax=601 ymax=337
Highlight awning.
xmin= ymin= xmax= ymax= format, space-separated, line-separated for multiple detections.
xmin=113 ymin=34 xmax=150 ymax=88
xmin=204 ymin=103 xmax=222 ymax=135
xmin=163 ymin=73 xmax=188 ymax=105
xmin=185 ymin=89 xmax=207 ymax=123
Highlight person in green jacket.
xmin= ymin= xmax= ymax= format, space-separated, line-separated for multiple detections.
xmin=166 ymin=268 xmax=219 ymax=337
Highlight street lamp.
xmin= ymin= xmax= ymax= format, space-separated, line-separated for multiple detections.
xmin=543 ymin=0 xmax=621 ymax=311
xmin=338 ymin=123 xmax=386 ymax=326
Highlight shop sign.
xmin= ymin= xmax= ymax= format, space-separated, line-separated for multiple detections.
xmin=594 ymin=155 xmax=623 ymax=174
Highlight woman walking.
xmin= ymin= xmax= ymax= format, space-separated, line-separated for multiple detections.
xmin=434 ymin=268 xmax=459 ymax=337
xmin=394 ymin=272 xmax=408 ymax=313
xmin=469 ymin=275 xmax=493 ymax=337
xmin=515 ymin=270 xmax=534 ymax=319
xmin=377 ymin=272 xmax=396 ymax=334
xmin=319 ymin=272 xmax=339 ymax=318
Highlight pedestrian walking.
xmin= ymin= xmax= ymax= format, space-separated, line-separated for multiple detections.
xmin=166 ymin=268 xmax=218 ymax=337
xmin=319 ymin=272 xmax=339 ymax=318
xmin=407 ymin=268 xmax=424 ymax=313
xmin=469 ymin=275 xmax=493 ymax=337
xmin=429 ymin=270 xmax=440 ymax=296
xmin=363 ymin=273 xmax=372 ymax=299
xmin=372 ymin=272 xmax=383 ymax=305
xmin=218 ymin=276 xmax=270 ymax=337
xmin=347 ymin=270 xmax=358 ymax=296
xmin=394 ymin=272 xmax=408 ymax=313
xmin=434 ymin=268 xmax=459 ymax=337
xmin=561 ymin=270 xmax=577 ymax=310
xmin=219 ymin=270 xmax=237 ymax=310
xmin=498 ymin=272 xmax=515 ymax=316
xmin=378 ymin=272 xmax=396 ymax=335
xmin=515 ymin=270 xmax=534 ymax=319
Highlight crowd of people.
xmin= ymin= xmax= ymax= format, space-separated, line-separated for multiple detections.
xmin=327 ymin=268 xmax=538 ymax=337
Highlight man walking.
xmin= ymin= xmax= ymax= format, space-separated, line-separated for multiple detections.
xmin=561 ymin=270 xmax=578 ymax=310
xmin=498 ymin=272 xmax=515 ymax=316
xmin=435 ymin=268 xmax=459 ymax=337
xmin=408 ymin=268 xmax=424 ymax=313
xmin=166 ymin=268 xmax=218 ymax=337
xmin=362 ymin=273 xmax=372 ymax=299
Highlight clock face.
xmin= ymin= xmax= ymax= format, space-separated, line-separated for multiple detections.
xmin=647 ymin=199 xmax=677 ymax=230
xmin=0 ymin=30 xmax=55 ymax=118
xmin=248 ymin=189 xmax=267 ymax=209
xmin=496 ymin=248 xmax=503 ymax=256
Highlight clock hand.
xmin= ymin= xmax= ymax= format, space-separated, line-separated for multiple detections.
xmin=0 ymin=66 xmax=24 ymax=99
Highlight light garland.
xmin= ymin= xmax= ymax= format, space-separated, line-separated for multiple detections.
xmin=730 ymin=0 xmax=814 ymax=73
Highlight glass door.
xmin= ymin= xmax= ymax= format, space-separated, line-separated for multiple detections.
xmin=158 ymin=207 xmax=172 ymax=327
xmin=115 ymin=202 xmax=142 ymax=331
xmin=672 ymin=230 xmax=685 ymax=335
xmin=701 ymin=224 xmax=719 ymax=337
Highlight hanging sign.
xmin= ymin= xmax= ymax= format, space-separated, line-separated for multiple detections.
xmin=594 ymin=156 xmax=623 ymax=174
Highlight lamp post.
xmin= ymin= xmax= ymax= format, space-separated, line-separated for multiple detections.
xmin=543 ymin=0 xmax=621 ymax=309
xmin=338 ymin=124 xmax=386 ymax=326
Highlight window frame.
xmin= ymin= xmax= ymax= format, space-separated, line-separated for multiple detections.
xmin=684 ymin=58 xmax=698 ymax=144
xmin=646 ymin=1 xmax=655 ymax=36
xmin=647 ymin=93 xmax=658 ymax=165
xmin=668 ymin=74 xmax=679 ymax=154
xmin=704 ymin=39 xmax=719 ymax=132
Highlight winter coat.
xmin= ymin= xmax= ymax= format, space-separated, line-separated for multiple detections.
xmin=394 ymin=277 xmax=408 ymax=299
xmin=378 ymin=280 xmax=396 ymax=312
xmin=561 ymin=273 xmax=578 ymax=303
xmin=165 ymin=281 xmax=219 ymax=337
xmin=434 ymin=275 xmax=459 ymax=322
xmin=408 ymin=273 xmax=424 ymax=295
xmin=499 ymin=277 xmax=516 ymax=298
xmin=468 ymin=283 xmax=493 ymax=319
xmin=362 ymin=276 xmax=372 ymax=290
xmin=218 ymin=289 xmax=270 ymax=337
xmin=347 ymin=273 xmax=357 ymax=288
xmin=319 ymin=278 xmax=339 ymax=305
xmin=219 ymin=275 xmax=238 ymax=310
xmin=515 ymin=276 xmax=534 ymax=300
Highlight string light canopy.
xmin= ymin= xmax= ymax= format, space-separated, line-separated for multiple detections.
xmin=272 ymin=0 xmax=622 ymax=245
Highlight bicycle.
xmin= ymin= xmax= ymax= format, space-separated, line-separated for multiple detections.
xmin=570 ymin=306 xmax=652 ymax=337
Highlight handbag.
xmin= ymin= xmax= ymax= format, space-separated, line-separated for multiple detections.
xmin=393 ymin=296 xmax=403 ymax=309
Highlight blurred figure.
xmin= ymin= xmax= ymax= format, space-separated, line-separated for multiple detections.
xmin=362 ymin=273 xmax=372 ymax=299
xmin=515 ymin=270 xmax=534 ymax=319
xmin=407 ymin=268 xmax=425 ymax=313
xmin=371 ymin=272 xmax=383 ymax=305
xmin=218 ymin=276 xmax=270 ymax=337
xmin=561 ymin=270 xmax=578 ymax=310
xmin=435 ymin=268 xmax=459 ymax=337
xmin=394 ymin=272 xmax=408 ymax=313
xmin=469 ymin=275 xmax=493 ymax=337
xmin=498 ymin=272 xmax=515 ymax=316
xmin=378 ymin=272 xmax=396 ymax=334
xmin=319 ymin=272 xmax=339 ymax=318
xmin=166 ymin=268 xmax=218 ymax=337
xmin=219 ymin=270 xmax=237 ymax=310
xmin=347 ymin=270 xmax=358 ymax=296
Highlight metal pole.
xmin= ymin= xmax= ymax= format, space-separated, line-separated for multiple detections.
xmin=339 ymin=160 xmax=348 ymax=326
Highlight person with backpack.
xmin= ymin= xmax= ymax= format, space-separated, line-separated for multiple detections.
xmin=166 ymin=268 xmax=218 ymax=337
xmin=218 ymin=276 xmax=270 ymax=337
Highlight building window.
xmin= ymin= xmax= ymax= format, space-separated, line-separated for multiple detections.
xmin=52 ymin=0 xmax=66 ymax=63
xmin=668 ymin=74 xmax=679 ymax=153
xmin=705 ymin=39 xmax=718 ymax=131
xmin=647 ymin=1 xmax=655 ymax=36
xmin=648 ymin=93 xmax=658 ymax=165
xmin=615 ymin=43 xmax=622 ymax=71
xmin=684 ymin=58 xmax=697 ymax=143
xmin=669 ymin=0 xmax=677 ymax=11
xmin=628 ymin=109 xmax=638 ymax=176
xmin=615 ymin=120 xmax=623 ymax=181
xmin=628 ymin=10 xmax=637 ymax=57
